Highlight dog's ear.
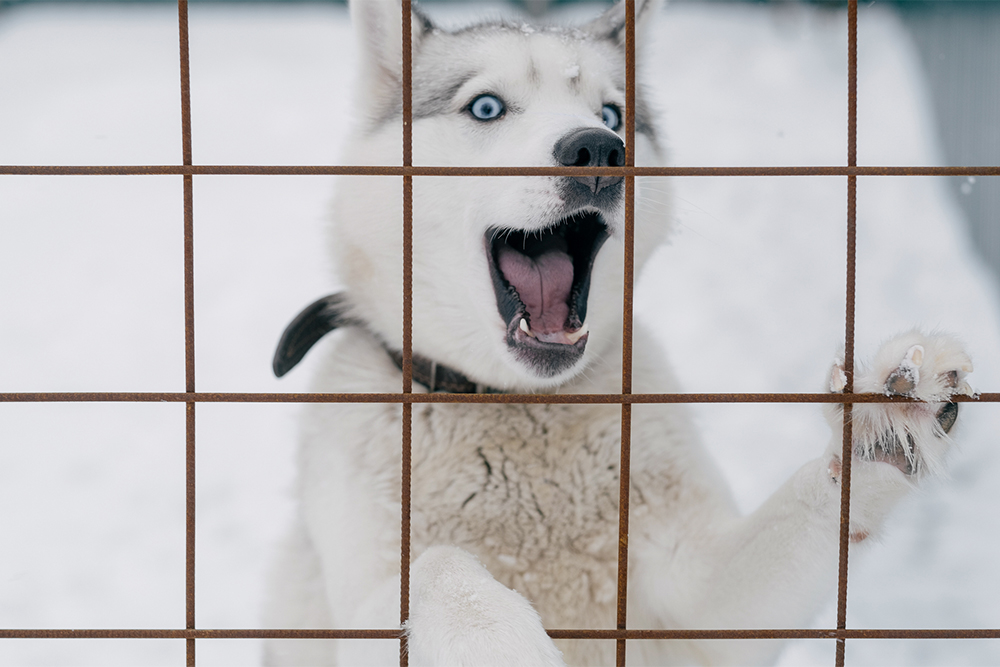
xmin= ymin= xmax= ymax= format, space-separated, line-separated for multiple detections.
xmin=350 ymin=0 xmax=434 ymax=117
xmin=584 ymin=0 xmax=663 ymax=48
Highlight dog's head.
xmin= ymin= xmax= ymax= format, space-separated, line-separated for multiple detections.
xmin=331 ymin=0 xmax=670 ymax=391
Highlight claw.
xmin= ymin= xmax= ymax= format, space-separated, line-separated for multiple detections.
xmin=937 ymin=402 xmax=959 ymax=434
xmin=862 ymin=432 xmax=916 ymax=475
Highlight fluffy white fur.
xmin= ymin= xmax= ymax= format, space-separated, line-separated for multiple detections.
xmin=262 ymin=2 xmax=974 ymax=665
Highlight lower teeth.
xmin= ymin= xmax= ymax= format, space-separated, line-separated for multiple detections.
xmin=566 ymin=324 xmax=588 ymax=344
xmin=518 ymin=317 xmax=588 ymax=344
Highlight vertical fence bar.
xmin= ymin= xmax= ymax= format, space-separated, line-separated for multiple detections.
xmin=178 ymin=0 xmax=196 ymax=663
xmin=615 ymin=1 xmax=637 ymax=665
xmin=835 ymin=1 xmax=859 ymax=665
xmin=847 ymin=0 xmax=859 ymax=172
xmin=400 ymin=1 xmax=414 ymax=666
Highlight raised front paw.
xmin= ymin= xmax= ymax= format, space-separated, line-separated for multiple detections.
xmin=828 ymin=330 xmax=974 ymax=478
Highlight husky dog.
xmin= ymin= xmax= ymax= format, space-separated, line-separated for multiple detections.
xmin=264 ymin=1 xmax=974 ymax=665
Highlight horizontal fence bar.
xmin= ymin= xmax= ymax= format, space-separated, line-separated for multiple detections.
xmin=549 ymin=629 xmax=1000 ymax=641
xmin=0 ymin=392 xmax=995 ymax=404
xmin=3 ymin=628 xmax=999 ymax=641
xmin=0 ymin=630 xmax=400 ymax=640
xmin=1 ymin=166 xmax=999 ymax=177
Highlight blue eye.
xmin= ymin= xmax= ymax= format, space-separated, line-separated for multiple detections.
xmin=602 ymin=104 xmax=621 ymax=131
xmin=469 ymin=94 xmax=505 ymax=121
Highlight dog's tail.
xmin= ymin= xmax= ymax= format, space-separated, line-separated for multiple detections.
xmin=272 ymin=292 xmax=359 ymax=377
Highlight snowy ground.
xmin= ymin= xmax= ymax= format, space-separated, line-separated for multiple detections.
xmin=1 ymin=2 xmax=999 ymax=665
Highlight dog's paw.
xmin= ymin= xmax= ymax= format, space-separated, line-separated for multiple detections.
xmin=406 ymin=546 xmax=565 ymax=667
xmin=827 ymin=330 xmax=973 ymax=479
xmin=821 ymin=331 xmax=973 ymax=540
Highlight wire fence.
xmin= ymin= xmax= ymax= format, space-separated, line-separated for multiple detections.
xmin=1 ymin=1 xmax=999 ymax=666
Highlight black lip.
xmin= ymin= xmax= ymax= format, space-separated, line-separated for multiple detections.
xmin=505 ymin=322 xmax=590 ymax=378
xmin=485 ymin=211 xmax=609 ymax=377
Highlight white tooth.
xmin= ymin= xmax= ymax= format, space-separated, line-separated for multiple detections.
xmin=519 ymin=318 xmax=535 ymax=338
xmin=566 ymin=324 xmax=589 ymax=344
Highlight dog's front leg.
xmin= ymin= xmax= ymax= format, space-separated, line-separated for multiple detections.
xmin=638 ymin=458 xmax=844 ymax=666
xmin=636 ymin=452 xmax=859 ymax=665
xmin=404 ymin=546 xmax=565 ymax=667
xmin=640 ymin=331 xmax=973 ymax=666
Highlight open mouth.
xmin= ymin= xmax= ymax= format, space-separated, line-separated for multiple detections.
xmin=486 ymin=211 xmax=609 ymax=377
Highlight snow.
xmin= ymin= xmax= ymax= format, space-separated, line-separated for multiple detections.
xmin=1 ymin=2 xmax=998 ymax=665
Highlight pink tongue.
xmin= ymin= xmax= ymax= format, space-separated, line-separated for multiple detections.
xmin=497 ymin=243 xmax=573 ymax=333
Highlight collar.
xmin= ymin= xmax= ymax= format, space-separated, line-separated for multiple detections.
xmin=384 ymin=348 xmax=500 ymax=394
xmin=273 ymin=292 xmax=502 ymax=394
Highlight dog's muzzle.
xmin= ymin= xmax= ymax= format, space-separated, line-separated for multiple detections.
xmin=486 ymin=211 xmax=610 ymax=379
xmin=481 ymin=127 xmax=624 ymax=379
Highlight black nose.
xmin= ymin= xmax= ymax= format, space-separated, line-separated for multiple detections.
xmin=553 ymin=127 xmax=625 ymax=194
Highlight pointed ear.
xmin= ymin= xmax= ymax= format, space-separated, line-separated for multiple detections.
xmin=584 ymin=0 xmax=664 ymax=48
xmin=350 ymin=0 xmax=434 ymax=116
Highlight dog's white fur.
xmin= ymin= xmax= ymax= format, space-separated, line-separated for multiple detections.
xmin=263 ymin=2 xmax=974 ymax=665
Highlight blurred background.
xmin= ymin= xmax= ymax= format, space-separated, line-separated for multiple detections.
xmin=1 ymin=1 xmax=998 ymax=666
xmin=2 ymin=0 xmax=998 ymax=280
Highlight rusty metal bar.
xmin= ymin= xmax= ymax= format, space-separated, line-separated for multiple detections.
xmin=1 ymin=392 xmax=995 ymax=405
xmin=616 ymin=401 xmax=633 ymax=666
xmin=615 ymin=2 xmax=637 ymax=665
xmin=835 ymin=181 xmax=857 ymax=664
xmin=2 ymin=165 xmax=998 ymax=177
xmin=835 ymin=3 xmax=859 ymax=666
xmin=400 ymin=2 xmax=414 ymax=666
xmin=3 ymin=628 xmax=999 ymax=641
xmin=847 ymin=0 xmax=859 ymax=171
xmin=184 ymin=402 xmax=196 ymax=667
xmin=177 ymin=1 xmax=197 ymax=664
xmin=552 ymin=628 xmax=1000 ymax=640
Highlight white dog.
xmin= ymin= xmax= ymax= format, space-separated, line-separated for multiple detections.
xmin=263 ymin=1 xmax=974 ymax=665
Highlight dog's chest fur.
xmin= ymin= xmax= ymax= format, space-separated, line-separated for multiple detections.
xmin=410 ymin=400 xmax=624 ymax=626
xmin=304 ymin=332 xmax=692 ymax=634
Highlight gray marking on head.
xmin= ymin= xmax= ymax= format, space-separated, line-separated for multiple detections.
xmin=564 ymin=64 xmax=581 ymax=92
xmin=412 ymin=65 xmax=479 ymax=121
xmin=528 ymin=58 xmax=541 ymax=87
xmin=412 ymin=2 xmax=435 ymax=34
xmin=633 ymin=84 xmax=660 ymax=148
xmin=449 ymin=17 xmax=537 ymax=38
xmin=365 ymin=34 xmax=480 ymax=131
xmin=361 ymin=5 xmax=663 ymax=150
